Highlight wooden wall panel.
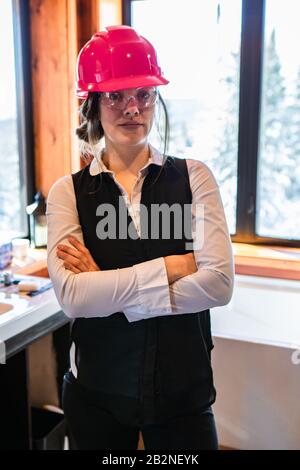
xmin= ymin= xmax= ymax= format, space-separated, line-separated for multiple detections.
xmin=29 ymin=0 xmax=79 ymax=195
xmin=77 ymin=0 xmax=99 ymax=49
xmin=29 ymin=0 xmax=123 ymax=192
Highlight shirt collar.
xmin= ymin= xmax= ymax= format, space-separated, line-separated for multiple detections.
xmin=89 ymin=143 xmax=164 ymax=177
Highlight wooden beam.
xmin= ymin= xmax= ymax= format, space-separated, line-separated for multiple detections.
xmin=67 ymin=0 xmax=81 ymax=173
xmin=77 ymin=0 xmax=99 ymax=50
xmin=29 ymin=0 xmax=79 ymax=195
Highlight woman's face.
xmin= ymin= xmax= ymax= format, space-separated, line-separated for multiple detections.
xmin=99 ymin=87 xmax=156 ymax=149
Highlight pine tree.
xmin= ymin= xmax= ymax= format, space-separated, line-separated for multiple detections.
xmin=283 ymin=67 xmax=300 ymax=202
xmin=213 ymin=50 xmax=239 ymax=184
xmin=257 ymin=29 xmax=288 ymax=234
xmin=212 ymin=49 xmax=240 ymax=230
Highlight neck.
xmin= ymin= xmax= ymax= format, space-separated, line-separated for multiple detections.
xmin=102 ymin=141 xmax=150 ymax=176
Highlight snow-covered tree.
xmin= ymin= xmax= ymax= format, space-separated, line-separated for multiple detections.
xmin=257 ymin=29 xmax=288 ymax=234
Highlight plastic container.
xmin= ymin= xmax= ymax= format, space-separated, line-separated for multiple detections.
xmin=0 ymin=238 xmax=12 ymax=269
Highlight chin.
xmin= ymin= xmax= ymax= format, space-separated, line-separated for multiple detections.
xmin=118 ymin=135 xmax=148 ymax=147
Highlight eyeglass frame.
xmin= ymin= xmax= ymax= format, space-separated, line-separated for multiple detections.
xmin=98 ymin=86 xmax=159 ymax=111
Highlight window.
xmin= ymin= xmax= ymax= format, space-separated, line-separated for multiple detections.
xmin=257 ymin=0 xmax=300 ymax=239
xmin=131 ymin=0 xmax=242 ymax=235
xmin=0 ymin=0 xmax=34 ymax=239
xmin=126 ymin=0 xmax=300 ymax=246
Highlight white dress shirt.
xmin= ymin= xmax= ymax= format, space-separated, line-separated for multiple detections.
xmin=46 ymin=144 xmax=234 ymax=323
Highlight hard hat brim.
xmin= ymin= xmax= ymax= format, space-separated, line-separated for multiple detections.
xmin=76 ymin=75 xmax=169 ymax=99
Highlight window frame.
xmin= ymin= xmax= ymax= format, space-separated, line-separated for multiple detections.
xmin=10 ymin=0 xmax=35 ymax=237
xmin=124 ymin=0 xmax=300 ymax=247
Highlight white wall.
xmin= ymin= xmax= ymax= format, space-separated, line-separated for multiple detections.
xmin=212 ymin=338 xmax=300 ymax=449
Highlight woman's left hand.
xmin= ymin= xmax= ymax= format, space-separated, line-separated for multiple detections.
xmin=56 ymin=236 xmax=100 ymax=274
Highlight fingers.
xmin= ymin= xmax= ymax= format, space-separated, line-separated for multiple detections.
xmin=57 ymin=238 xmax=86 ymax=256
xmin=57 ymin=248 xmax=89 ymax=270
xmin=56 ymin=242 xmax=86 ymax=260
xmin=64 ymin=263 xmax=81 ymax=274
xmin=57 ymin=245 xmax=82 ymax=260
xmin=67 ymin=236 xmax=89 ymax=254
xmin=57 ymin=239 xmax=89 ymax=271
xmin=56 ymin=237 xmax=100 ymax=272
xmin=57 ymin=248 xmax=85 ymax=268
xmin=67 ymin=237 xmax=100 ymax=271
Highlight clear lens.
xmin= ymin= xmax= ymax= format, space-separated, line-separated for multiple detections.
xmin=101 ymin=87 xmax=158 ymax=110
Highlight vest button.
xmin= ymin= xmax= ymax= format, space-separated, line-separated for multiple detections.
xmin=154 ymin=388 xmax=160 ymax=395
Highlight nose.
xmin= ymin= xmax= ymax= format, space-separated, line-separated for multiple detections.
xmin=123 ymin=97 xmax=140 ymax=117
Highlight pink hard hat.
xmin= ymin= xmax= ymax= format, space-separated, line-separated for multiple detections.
xmin=76 ymin=25 xmax=169 ymax=99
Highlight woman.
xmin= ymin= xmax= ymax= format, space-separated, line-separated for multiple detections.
xmin=46 ymin=25 xmax=234 ymax=450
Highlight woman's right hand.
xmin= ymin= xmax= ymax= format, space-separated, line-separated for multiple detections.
xmin=163 ymin=253 xmax=197 ymax=285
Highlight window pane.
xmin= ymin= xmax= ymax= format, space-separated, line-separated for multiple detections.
xmin=0 ymin=0 xmax=25 ymax=237
xmin=131 ymin=0 xmax=242 ymax=234
xmin=257 ymin=0 xmax=300 ymax=239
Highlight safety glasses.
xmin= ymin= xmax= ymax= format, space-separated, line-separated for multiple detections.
xmin=100 ymin=87 xmax=158 ymax=111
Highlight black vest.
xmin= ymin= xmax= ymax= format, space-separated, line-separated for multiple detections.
xmin=71 ymin=156 xmax=216 ymax=423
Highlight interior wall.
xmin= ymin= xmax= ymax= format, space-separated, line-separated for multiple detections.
xmin=212 ymin=337 xmax=300 ymax=450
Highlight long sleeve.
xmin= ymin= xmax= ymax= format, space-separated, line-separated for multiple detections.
xmin=136 ymin=158 xmax=234 ymax=320
xmin=168 ymin=159 xmax=234 ymax=314
xmin=46 ymin=175 xmax=172 ymax=320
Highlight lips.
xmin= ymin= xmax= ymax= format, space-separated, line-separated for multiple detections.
xmin=119 ymin=122 xmax=143 ymax=126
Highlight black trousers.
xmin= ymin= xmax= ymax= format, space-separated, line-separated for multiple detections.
xmin=62 ymin=371 xmax=218 ymax=450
